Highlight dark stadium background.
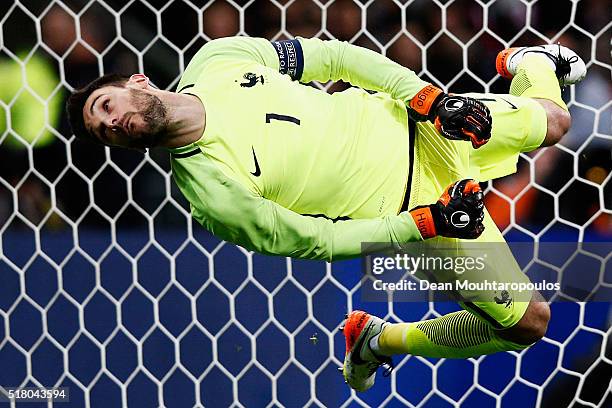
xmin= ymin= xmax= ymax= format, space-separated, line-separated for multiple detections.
xmin=0 ymin=0 xmax=610 ymax=407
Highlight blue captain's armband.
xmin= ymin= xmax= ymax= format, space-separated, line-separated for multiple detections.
xmin=271 ymin=39 xmax=304 ymax=80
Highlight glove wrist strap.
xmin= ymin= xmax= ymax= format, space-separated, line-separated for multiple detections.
xmin=407 ymin=85 xmax=445 ymax=122
xmin=409 ymin=206 xmax=438 ymax=239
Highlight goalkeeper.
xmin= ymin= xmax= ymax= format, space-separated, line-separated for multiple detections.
xmin=66 ymin=37 xmax=586 ymax=391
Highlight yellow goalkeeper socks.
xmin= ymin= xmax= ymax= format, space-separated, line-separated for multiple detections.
xmin=510 ymin=54 xmax=568 ymax=111
xmin=375 ymin=311 xmax=528 ymax=358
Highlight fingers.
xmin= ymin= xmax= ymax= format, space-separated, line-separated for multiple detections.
xmin=435 ymin=96 xmax=492 ymax=148
xmin=462 ymin=106 xmax=492 ymax=148
xmin=467 ymin=222 xmax=485 ymax=239
xmin=465 ymin=111 xmax=491 ymax=133
xmin=468 ymin=100 xmax=491 ymax=120
xmin=449 ymin=179 xmax=467 ymax=200
xmin=462 ymin=180 xmax=481 ymax=195
xmin=443 ymin=179 xmax=484 ymax=207
xmin=441 ymin=179 xmax=481 ymax=205
xmin=433 ymin=179 xmax=486 ymax=239
xmin=462 ymin=99 xmax=492 ymax=148
xmin=445 ymin=179 xmax=477 ymax=196
xmin=459 ymin=179 xmax=485 ymax=237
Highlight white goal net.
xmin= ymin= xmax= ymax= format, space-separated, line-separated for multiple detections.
xmin=0 ymin=0 xmax=610 ymax=407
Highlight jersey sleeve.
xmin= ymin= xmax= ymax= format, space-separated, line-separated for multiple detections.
xmin=193 ymin=36 xmax=429 ymax=102
xmin=172 ymin=155 xmax=423 ymax=262
xmin=297 ymin=37 xmax=430 ymax=101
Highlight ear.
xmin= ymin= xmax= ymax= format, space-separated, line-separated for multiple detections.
xmin=128 ymin=73 xmax=150 ymax=89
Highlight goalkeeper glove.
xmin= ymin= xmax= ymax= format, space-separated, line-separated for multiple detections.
xmin=409 ymin=179 xmax=485 ymax=239
xmin=407 ymin=85 xmax=492 ymax=149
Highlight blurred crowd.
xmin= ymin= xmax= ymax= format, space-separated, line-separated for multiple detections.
xmin=0 ymin=0 xmax=610 ymax=238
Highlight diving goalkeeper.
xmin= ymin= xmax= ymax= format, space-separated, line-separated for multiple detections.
xmin=66 ymin=37 xmax=586 ymax=392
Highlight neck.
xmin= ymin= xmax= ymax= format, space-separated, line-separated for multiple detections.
xmin=155 ymin=90 xmax=206 ymax=148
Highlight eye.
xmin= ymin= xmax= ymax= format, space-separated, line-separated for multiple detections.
xmin=103 ymin=101 xmax=109 ymax=112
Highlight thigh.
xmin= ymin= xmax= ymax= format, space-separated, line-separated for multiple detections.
xmin=456 ymin=210 xmax=531 ymax=329
xmin=464 ymin=93 xmax=548 ymax=181
xmin=407 ymin=99 xmax=536 ymax=329
xmin=408 ymin=92 xmax=547 ymax=206
xmin=408 ymin=210 xmax=532 ymax=330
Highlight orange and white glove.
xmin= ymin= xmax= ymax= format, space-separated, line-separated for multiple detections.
xmin=409 ymin=179 xmax=485 ymax=239
xmin=407 ymin=85 xmax=492 ymax=149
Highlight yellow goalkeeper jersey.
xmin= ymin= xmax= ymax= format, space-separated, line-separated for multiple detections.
xmin=170 ymin=37 xmax=430 ymax=261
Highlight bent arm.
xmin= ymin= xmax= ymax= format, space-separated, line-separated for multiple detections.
xmin=196 ymin=36 xmax=430 ymax=101
xmin=298 ymin=37 xmax=429 ymax=101
xmin=172 ymin=156 xmax=423 ymax=262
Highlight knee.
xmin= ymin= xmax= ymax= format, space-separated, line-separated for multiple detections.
xmin=499 ymin=299 xmax=551 ymax=345
xmin=541 ymin=105 xmax=571 ymax=147
xmin=520 ymin=300 xmax=551 ymax=343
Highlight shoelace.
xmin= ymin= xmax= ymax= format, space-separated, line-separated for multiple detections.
xmin=522 ymin=44 xmax=578 ymax=85
xmin=554 ymin=43 xmax=579 ymax=84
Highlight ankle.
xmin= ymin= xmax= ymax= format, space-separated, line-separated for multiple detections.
xmin=372 ymin=323 xmax=395 ymax=356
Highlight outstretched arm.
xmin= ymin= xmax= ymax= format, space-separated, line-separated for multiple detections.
xmin=194 ymin=36 xmax=428 ymax=101
xmin=171 ymin=154 xmax=422 ymax=262
xmin=297 ymin=37 xmax=429 ymax=101
xmin=172 ymin=155 xmax=485 ymax=262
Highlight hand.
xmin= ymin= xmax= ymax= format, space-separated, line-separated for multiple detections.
xmin=407 ymin=85 xmax=492 ymax=149
xmin=433 ymin=95 xmax=492 ymax=149
xmin=409 ymin=179 xmax=485 ymax=239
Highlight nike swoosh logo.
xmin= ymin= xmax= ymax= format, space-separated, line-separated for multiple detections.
xmin=250 ymin=146 xmax=261 ymax=177
xmin=500 ymin=98 xmax=518 ymax=109
xmin=350 ymin=321 xmax=374 ymax=365
xmin=476 ymin=97 xmax=517 ymax=110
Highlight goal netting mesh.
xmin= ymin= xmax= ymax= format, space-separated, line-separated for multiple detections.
xmin=0 ymin=0 xmax=610 ymax=407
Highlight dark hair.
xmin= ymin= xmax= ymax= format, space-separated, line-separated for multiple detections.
xmin=66 ymin=74 xmax=129 ymax=143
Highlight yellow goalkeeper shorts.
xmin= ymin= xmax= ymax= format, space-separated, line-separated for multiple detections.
xmin=405 ymin=93 xmax=547 ymax=329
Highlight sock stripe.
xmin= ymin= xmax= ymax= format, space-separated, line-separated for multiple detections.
xmin=416 ymin=312 xmax=492 ymax=349
xmin=379 ymin=312 xmax=529 ymax=358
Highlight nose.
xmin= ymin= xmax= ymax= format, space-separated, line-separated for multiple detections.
xmin=104 ymin=116 xmax=118 ymax=130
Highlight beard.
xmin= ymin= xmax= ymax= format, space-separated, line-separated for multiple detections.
xmin=125 ymin=89 xmax=169 ymax=148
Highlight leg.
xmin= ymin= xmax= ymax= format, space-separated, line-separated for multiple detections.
xmin=382 ymin=121 xmax=550 ymax=357
xmin=356 ymin=210 xmax=550 ymax=358
xmin=508 ymin=53 xmax=573 ymax=148
xmin=340 ymin=292 xmax=550 ymax=391
xmin=340 ymin=215 xmax=551 ymax=393
xmin=372 ymin=292 xmax=549 ymax=359
xmin=467 ymin=49 xmax=583 ymax=181
xmin=535 ymin=98 xmax=571 ymax=147
xmin=497 ymin=290 xmax=550 ymax=345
